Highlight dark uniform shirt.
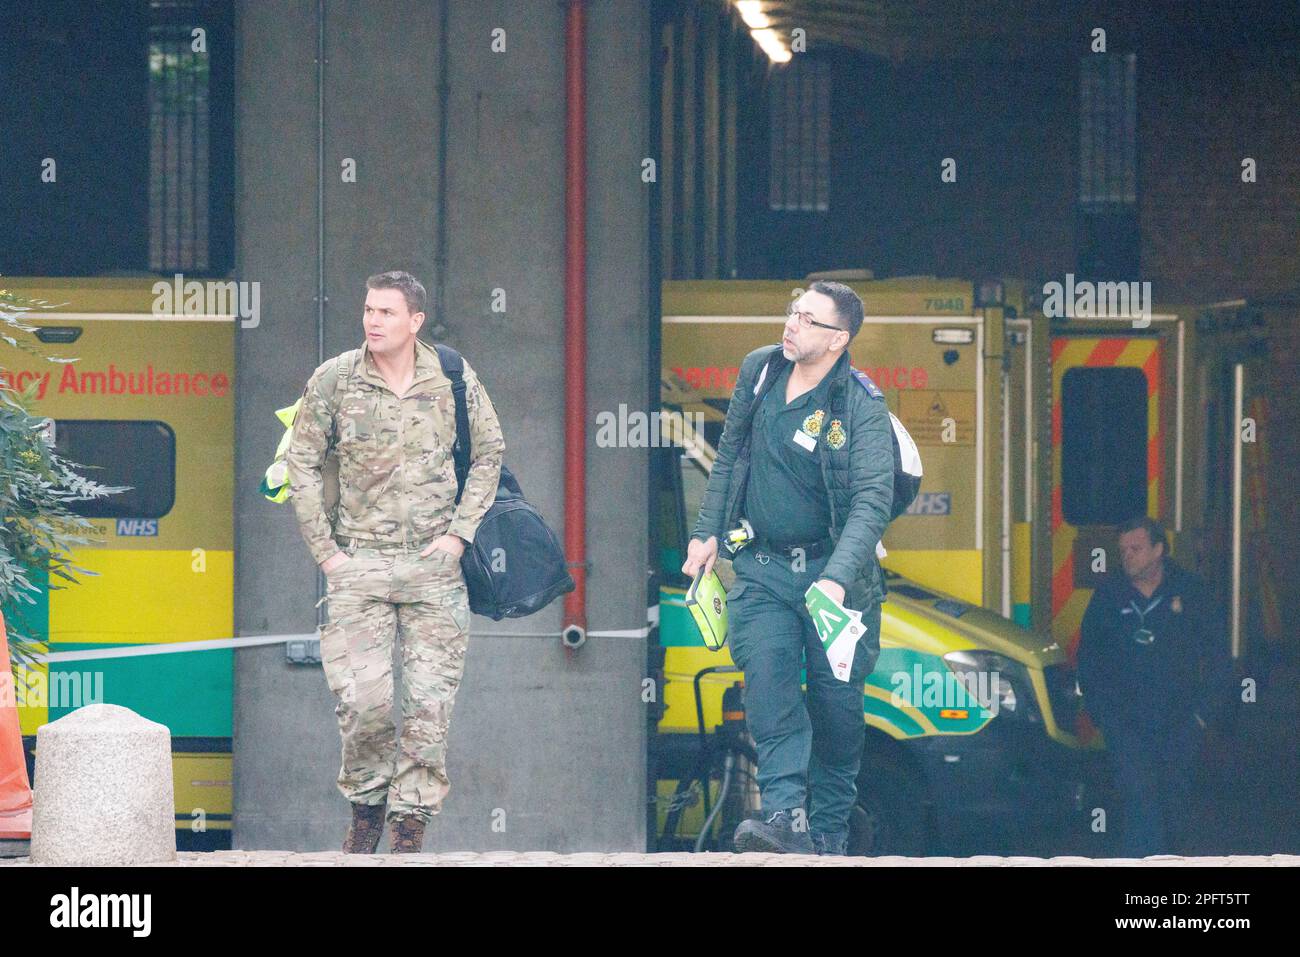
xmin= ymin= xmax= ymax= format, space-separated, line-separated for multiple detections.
xmin=1076 ymin=560 xmax=1233 ymax=737
xmin=743 ymin=362 xmax=834 ymax=547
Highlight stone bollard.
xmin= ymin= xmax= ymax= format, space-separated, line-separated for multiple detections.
xmin=30 ymin=704 xmax=176 ymax=865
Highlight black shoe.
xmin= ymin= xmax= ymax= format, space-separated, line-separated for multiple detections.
xmin=810 ymin=830 xmax=848 ymax=856
xmin=733 ymin=810 xmax=815 ymax=854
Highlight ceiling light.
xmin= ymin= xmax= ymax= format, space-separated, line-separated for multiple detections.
xmin=735 ymin=1 xmax=771 ymax=29
xmin=750 ymin=27 xmax=789 ymax=63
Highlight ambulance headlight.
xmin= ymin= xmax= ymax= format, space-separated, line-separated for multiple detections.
xmin=943 ymin=651 xmax=1038 ymax=721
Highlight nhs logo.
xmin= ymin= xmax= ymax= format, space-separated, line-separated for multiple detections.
xmin=116 ymin=519 xmax=158 ymax=536
xmin=906 ymin=493 xmax=951 ymax=516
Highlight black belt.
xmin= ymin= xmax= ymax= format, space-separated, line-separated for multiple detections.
xmin=755 ymin=536 xmax=833 ymax=561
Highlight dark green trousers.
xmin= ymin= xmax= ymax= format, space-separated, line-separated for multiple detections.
xmin=726 ymin=545 xmax=881 ymax=841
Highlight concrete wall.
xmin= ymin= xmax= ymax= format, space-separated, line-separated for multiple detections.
xmin=233 ymin=0 xmax=651 ymax=851
xmin=1141 ymin=49 xmax=1300 ymax=303
xmin=743 ymin=14 xmax=1300 ymax=293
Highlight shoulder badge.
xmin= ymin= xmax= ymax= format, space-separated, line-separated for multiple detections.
xmin=802 ymin=409 xmax=825 ymax=436
xmin=826 ymin=418 xmax=847 ymax=450
xmin=850 ymin=367 xmax=884 ymax=400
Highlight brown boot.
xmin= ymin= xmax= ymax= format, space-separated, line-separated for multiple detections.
xmin=342 ymin=802 xmax=387 ymax=854
xmin=388 ymin=815 xmax=427 ymax=853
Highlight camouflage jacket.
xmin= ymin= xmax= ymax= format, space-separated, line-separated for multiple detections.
xmin=285 ymin=338 xmax=505 ymax=565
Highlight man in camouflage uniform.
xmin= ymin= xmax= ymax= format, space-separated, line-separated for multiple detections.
xmin=285 ymin=270 xmax=504 ymax=853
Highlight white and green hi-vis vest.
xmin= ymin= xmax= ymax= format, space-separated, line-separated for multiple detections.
xmin=259 ymin=351 xmax=355 ymax=519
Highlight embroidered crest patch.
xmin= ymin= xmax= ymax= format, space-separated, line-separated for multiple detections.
xmin=802 ymin=409 xmax=825 ymax=436
xmin=826 ymin=419 xmax=847 ymax=450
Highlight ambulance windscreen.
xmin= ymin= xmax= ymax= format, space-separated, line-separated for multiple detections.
xmin=52 ymin=419 xmax=177 ymax=519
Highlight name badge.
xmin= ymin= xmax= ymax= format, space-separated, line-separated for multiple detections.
xmin=793 ymin=429 xmax=817 ymax=451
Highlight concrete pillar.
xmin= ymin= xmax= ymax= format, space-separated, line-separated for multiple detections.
xmin=30 ymin=704 xmax=176 ymax=865
xmin=233 ymin=0 xmax=652 ymax=851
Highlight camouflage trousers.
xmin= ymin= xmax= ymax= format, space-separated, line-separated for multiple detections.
xmin=320 ymin=538 xmax=470 ymax=824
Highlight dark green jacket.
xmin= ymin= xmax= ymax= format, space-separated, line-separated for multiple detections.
xmin=691 ymin=344 xmax=895 ymax=609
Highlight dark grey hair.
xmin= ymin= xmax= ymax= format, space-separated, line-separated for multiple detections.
xmin=808 ymin=280 xmax=864 ymax=339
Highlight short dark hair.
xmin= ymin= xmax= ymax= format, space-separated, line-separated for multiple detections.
xmin=808 ymin=280 xmax=864 ymax=340
xmin=1119 ymin=515 xmax=1168 ymax=556
xmin=366 ymin=270 xmax=427 ymax=316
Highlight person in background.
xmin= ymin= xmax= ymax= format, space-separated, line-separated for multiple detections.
xmin=1077 ymin=515 xmax=1235 ymax=856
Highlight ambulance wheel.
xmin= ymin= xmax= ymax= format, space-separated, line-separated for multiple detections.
xmin=850 ymin=753 xmax=928 ymax=856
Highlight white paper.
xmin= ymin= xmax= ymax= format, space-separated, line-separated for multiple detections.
xmin=823 ymin=608 xmax=865 ymax=681
xmin=805 ymin=582 xmax=866 ymax=682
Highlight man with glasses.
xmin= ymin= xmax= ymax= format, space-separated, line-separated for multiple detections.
xmin=681 ymin=281 xmax=895 ymax=856
xmin=1077 ymin=516 xmax=1235 ymax=856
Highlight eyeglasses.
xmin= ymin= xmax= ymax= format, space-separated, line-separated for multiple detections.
xmin=786 ymin=302 xmax=846 ymax=333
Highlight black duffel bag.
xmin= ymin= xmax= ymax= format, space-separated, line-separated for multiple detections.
xmin=436 ymin=344 xmax=575 ymax=620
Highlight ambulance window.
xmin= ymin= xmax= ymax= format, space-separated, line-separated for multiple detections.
xmin=53 ymin=420 xmax=176 ymax=519
xmin=1061 ymin=368 xmax=1147 ymax=525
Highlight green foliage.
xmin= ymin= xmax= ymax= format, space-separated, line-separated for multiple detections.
xmin=0 ymin=284 xmax=127 ymax=666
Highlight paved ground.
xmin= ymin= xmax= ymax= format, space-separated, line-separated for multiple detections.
xmin=1 ymin=845 xmax=1296 ymax=866
xmin=5 ymin=663 xmax=1294 ymax=866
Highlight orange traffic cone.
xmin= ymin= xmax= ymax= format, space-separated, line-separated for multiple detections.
xmin=0 ymin=612 xmax=33 ymax=839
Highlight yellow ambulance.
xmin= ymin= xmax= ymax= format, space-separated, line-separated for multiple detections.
xmin=2 ymin=277 xmax=234 ymax=850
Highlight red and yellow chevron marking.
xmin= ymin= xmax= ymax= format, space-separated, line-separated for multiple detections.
xmin=1050 ymin=336 xmax=1162 ymax=665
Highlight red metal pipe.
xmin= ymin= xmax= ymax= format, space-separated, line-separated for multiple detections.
xmin=563 ymin=0 xmax=588 ymax=643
